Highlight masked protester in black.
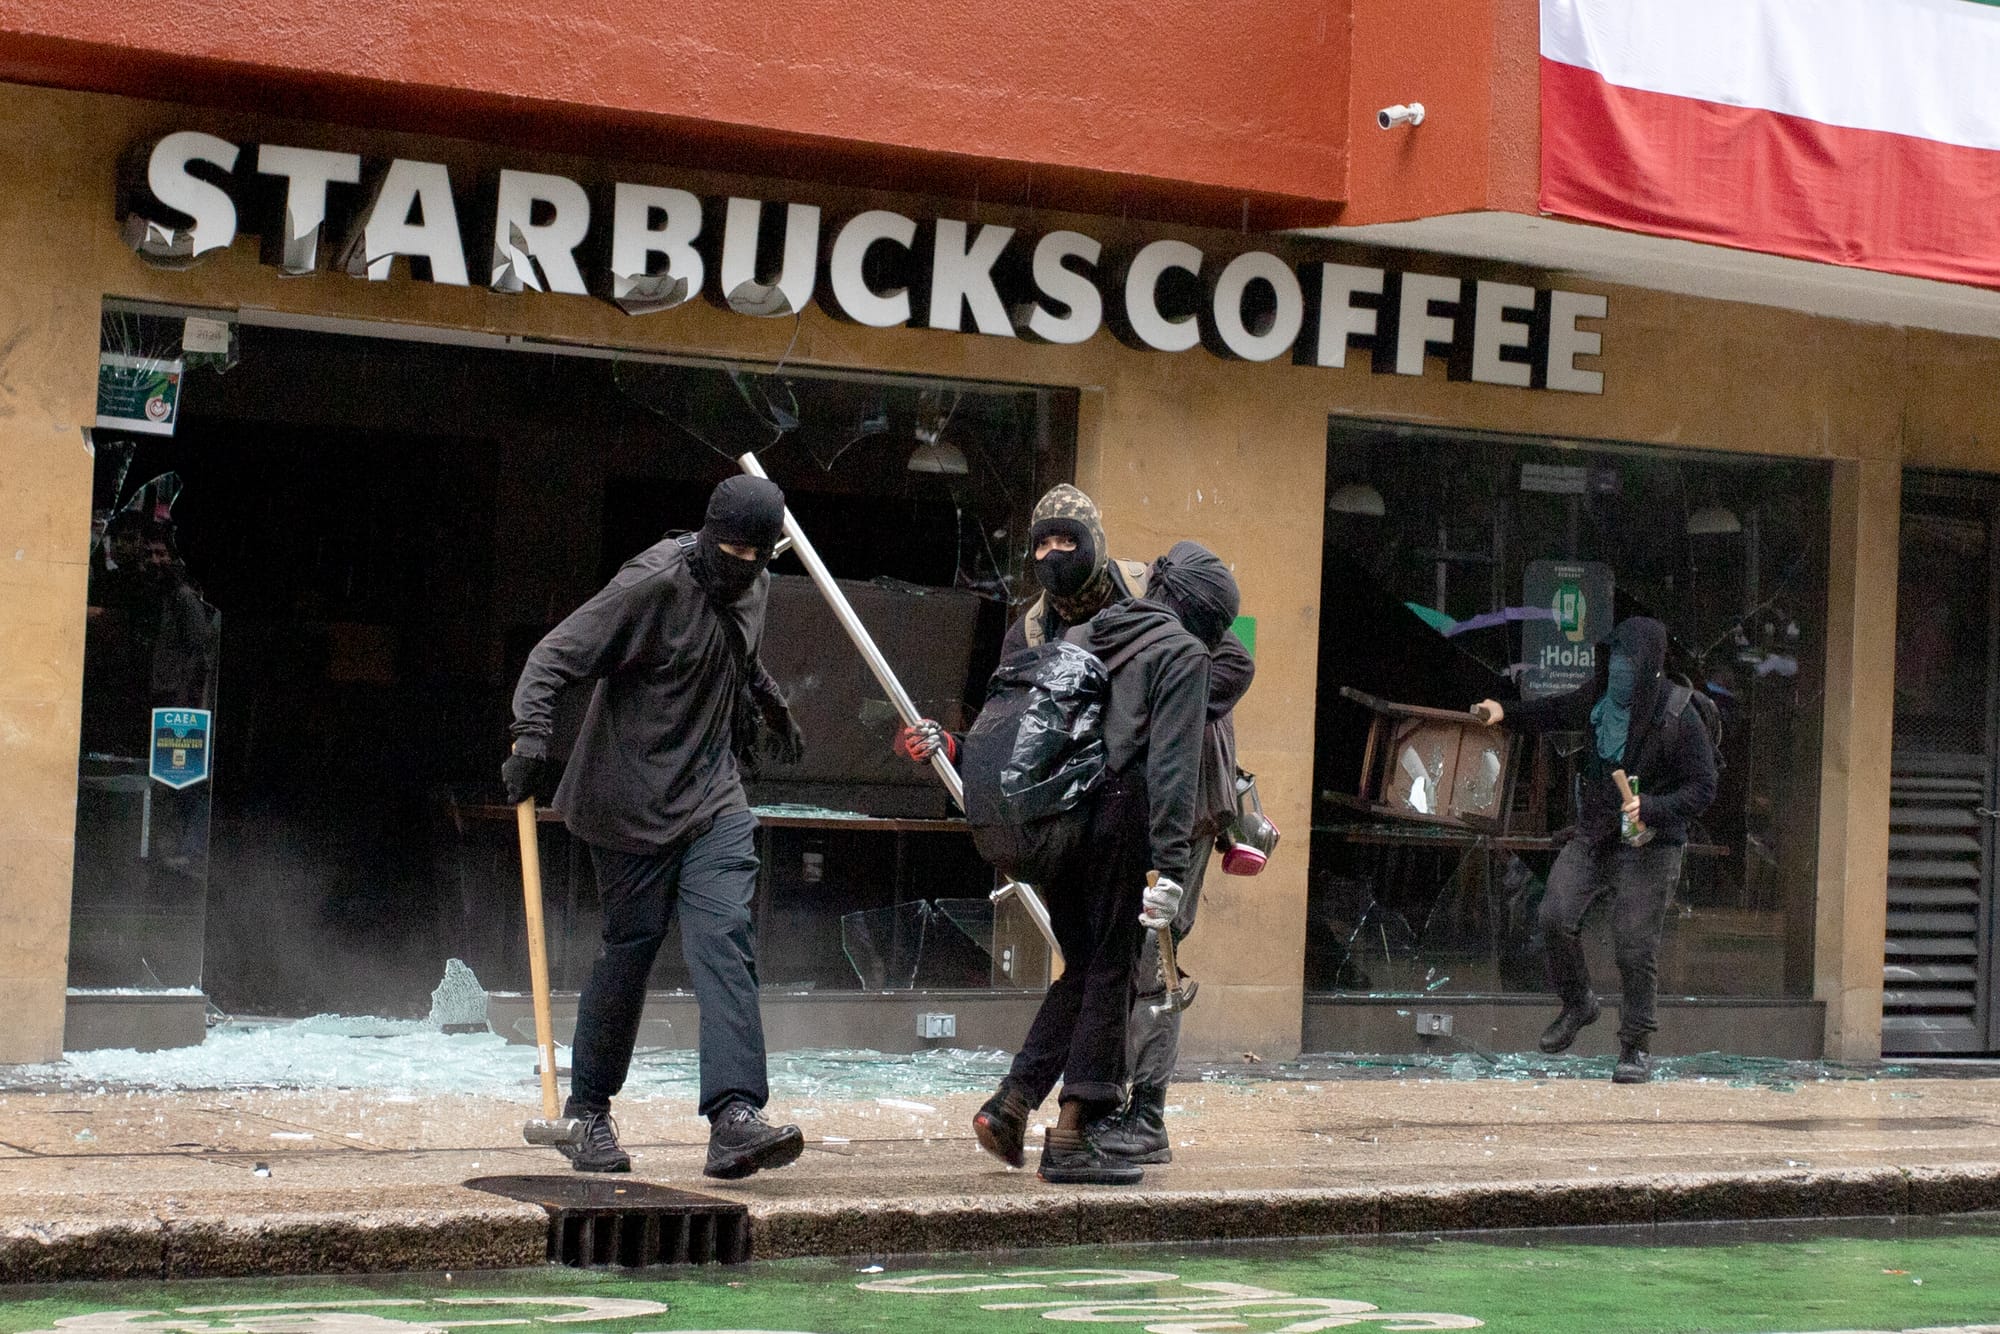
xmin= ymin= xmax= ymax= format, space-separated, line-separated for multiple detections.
xmin=1090 ymin=541 xmax=1251 ymax=1166
xmin=893 ymin=483 xmax=1251 ymax=762
xmin=504 ymin=475 xmax=807 ymax=1176
xmin=1471 ymin=616 xmax=1717 ymax=1083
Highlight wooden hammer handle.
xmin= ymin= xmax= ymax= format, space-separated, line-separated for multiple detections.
xmin=517 ymin=799 xmax=562 ymax=1121
xmin=1146 ymin=869 xmax=1184 ymax=992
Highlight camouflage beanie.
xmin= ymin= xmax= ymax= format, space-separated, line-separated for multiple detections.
xmin=1029 ymin=483 xmax=1115 ymax=623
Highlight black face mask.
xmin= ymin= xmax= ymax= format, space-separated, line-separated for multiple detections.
xmin=689 ymin=476 xmax=786 ymax=608
xmin=1034 ymin=545 xmax=1096 ymax=598
xmin=692 ymin=535 xmax=765 ymax=606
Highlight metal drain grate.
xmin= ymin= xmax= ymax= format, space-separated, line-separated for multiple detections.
xmin=465 ymin=1174 xmax=750 ymax=1267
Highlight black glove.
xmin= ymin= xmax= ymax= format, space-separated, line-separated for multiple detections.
xmin=761 ymin=699 xmax=806 ymax=766
xmin=501 ymin=748 xmax=547 ymax=805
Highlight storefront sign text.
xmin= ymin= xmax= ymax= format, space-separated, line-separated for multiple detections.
xmin=121 ymin=131 xmax=1607 ymax=393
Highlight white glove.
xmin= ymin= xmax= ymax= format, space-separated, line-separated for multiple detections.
xmin=1138 ymin=875 xmax=1185 ymax=931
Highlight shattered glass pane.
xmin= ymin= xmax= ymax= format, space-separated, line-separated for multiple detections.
xmin=1453 ymin=743 xmax=1504 ymax=814
xmin=1396 ymin=744 xmax=1437 ymax=815
xmin=919 ymin=897 xmax=997 ymax=988
xmin=931 ymin=897 xmax=993 ymax=953
xmin=1344 ymin=899 xmax=1426 ymax=994
xmin=426 ymin=958 xmax=489 ymax=1030
xmin=841 ymin=901 xmax=930 ymax=990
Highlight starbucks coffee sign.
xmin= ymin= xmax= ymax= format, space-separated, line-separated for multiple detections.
xmin=121 ymin=130 xmax=1608 ymax=393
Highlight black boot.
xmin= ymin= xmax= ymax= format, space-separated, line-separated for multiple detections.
xmin=1538 ymin=993 xmax=1602 ymax=1054
xmin=559 ymin=1099 xmax=631 ymax=1174
xmin=1088 ymin=1085 xmax=1171 ymax=1164
xmin=1036 ymin=1127 xmax=1143 ymax=1185
xmin=974 ymin=1080 xmax=1033 ymax=1168
xmin=1612 ymin=1039 xmax=1653 ymax=1084
xmin=703 ymin=1100 xmax=805 ymax=1179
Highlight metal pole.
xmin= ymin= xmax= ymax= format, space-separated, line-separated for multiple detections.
xmin=735 ymin=453 xmax=1061 ymax=964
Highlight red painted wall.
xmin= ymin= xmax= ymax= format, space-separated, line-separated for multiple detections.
xmin=1340 ymin=0 xmax=1539 ymax=227
xmin=0 ymin=1 xmax=1539 ymax=229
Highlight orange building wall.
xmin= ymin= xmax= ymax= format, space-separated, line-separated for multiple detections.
xmin=0 ymin=0 xmax=1364 ymax=227
xmin=0 ymin=1 xmax=1543 ymax=230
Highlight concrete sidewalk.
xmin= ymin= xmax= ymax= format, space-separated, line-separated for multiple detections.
xmin=6 ymin=1057 xmax=2000 ymax=1283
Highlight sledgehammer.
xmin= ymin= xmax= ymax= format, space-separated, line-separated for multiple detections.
xmin=516 ymin=798 xmax=585 ymax=1150
xmin=1146 ymin=871 xmax=1198 ymax=1017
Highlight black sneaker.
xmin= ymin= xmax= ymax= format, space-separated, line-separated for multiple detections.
xmin=974 ymin=1082 xmax=1032 ymax=1168
xmin=559 ymin=1105 xmax=631 ymax=1174
xmin=1087 ymin=1085 xmax=1171 ymax=1164
xmin=1036 ymin=1128 xmax=1143 ymax=1185
xmin=704 ymin=1101 xmax=805 ymax=1180
xmin=1612 ymin=1043 xmax=1653 ymax=1084
xmin=1537 ymin=995 xmax=1602 ymax=1054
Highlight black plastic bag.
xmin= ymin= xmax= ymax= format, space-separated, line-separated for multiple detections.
xmin=962 ymin=640 xmax=1110 ymax=881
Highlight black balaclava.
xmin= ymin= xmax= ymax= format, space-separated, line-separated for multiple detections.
xmin=690 ymin=475 xmax=786 ymax=607
xmin=1149 ymin=540 xmax=1240 ymax=648
xmin=1028 ymin=483 xmax=1114 ymax=623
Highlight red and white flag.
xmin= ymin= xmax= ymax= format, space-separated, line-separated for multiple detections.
xmin=1540 ymin=0 xmax=2000 ymax=289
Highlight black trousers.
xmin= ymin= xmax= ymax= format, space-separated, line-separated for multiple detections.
xmin=1008 ymin=769 xmax=1151 ymax=1108
xmin=1539 ymin=837 xmax=1685 ymax=1045
xmin=569 ymin=809 xmax=768 ymax=1119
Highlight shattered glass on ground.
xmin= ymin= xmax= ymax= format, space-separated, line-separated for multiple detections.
xmin=4 ymin=1009 xmax=1937 ymax=1099
xmin=1231 ymin=1050 xmax=1927 ymax=1091
xmin=0 ymin=1016 xmax=1015 ymax=1100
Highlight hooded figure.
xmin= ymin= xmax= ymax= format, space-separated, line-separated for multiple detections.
xmin=1470 ymin=614 xmax=1717 ymax=1085
xmin=504 ymin=473 xmax=806 ymax=1181
xmin=971 ymin=564 xmax=1222 ymax=1187
xmin=1028 ymin=483 xmax=1125 ymax=625
xmin=690 ymin=476 xmax=786 ymax=607
xmin=1147 ymin=541 xmax=1242 ymax=650
xmin=1086 ymin=541 xmax=1254 ymax=1168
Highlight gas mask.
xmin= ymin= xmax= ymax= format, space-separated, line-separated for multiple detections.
xmin=1219 ymin=769 xmax=1281 ymax=876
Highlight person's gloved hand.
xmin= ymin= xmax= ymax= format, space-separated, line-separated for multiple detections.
xmin=761 ymin=698 xmax=807 ymax=766
xmin=893 ymin=719 xmax=955 ymax=764
xmin=501 ymin=742 xmax=547 ymax=805
xmin=1138 ymin=875 xmax=1185 ymax=931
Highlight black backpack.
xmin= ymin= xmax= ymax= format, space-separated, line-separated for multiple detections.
xmin=1666 ymin=674 xmax=1725 ymax=770
xmin=961 ymin=623 xmax=1182 ymax=884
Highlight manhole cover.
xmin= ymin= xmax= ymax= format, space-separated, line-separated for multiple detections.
xmin=466 ymin=1174 xmax=750 ymax=1267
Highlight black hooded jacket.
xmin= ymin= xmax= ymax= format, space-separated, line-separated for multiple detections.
xmin=1503 ymin=617 xmax=1718 ymax=846
xmin=1069 ymin=598 xmax=1213 ymax=883
xmin=510 ymin=535 xmax=782 ymax=854
xmin=1007 ymin=558 xmax=1253 ymax=720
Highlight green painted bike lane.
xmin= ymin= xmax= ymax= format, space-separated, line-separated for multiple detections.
xmin=5 ymin=1219 xmax=2000 ymax=1333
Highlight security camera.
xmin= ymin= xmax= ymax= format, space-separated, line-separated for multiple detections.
xmin=1377 ymin=102 xmax=1425 ymax=130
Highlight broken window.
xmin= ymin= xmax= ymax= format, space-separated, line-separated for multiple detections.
xmin=1310 ymin=421 xmax=1829 ymax=1002
xmin=77 ymin=300 xmax=1075 ymax=1023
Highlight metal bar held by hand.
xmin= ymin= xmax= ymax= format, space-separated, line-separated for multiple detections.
xmin=735 ymin=452 xmax=1061 ymax=965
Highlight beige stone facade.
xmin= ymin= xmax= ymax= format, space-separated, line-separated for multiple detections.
xmin=4 ymin=81 xmax=1998 ymax=1064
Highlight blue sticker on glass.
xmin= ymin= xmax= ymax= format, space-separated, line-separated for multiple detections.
xmin=150 ymin=708 xmax=211 ymax=789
